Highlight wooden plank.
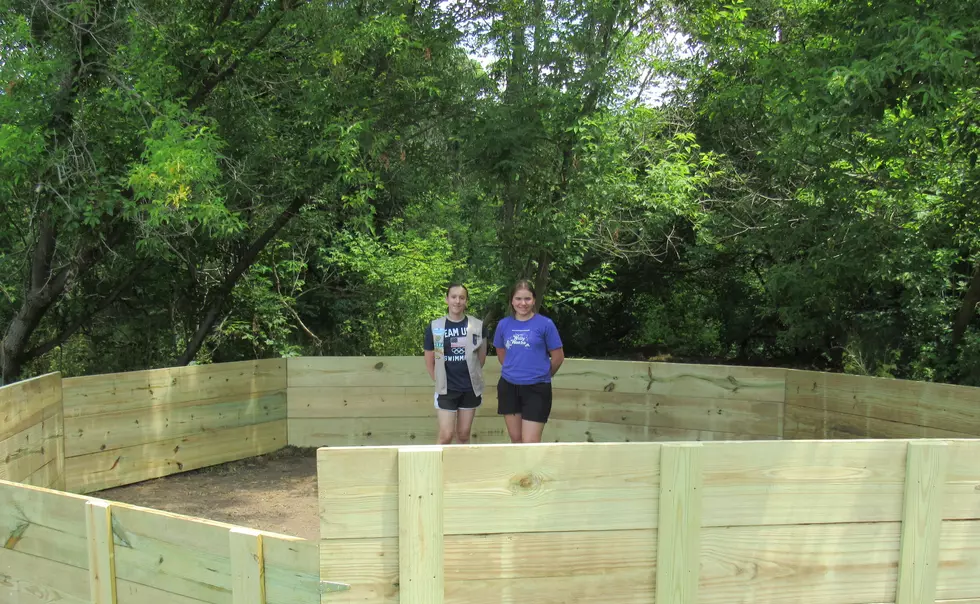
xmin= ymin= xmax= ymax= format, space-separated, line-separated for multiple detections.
xmin=700 ymin=440 xmax=909 ymax=527
xmin=0 ymin=372 xmax=62 ymax=439
xmin=86 ymin=499 xmax=118 ymax=604
xmin=700 ymin=521 xmax=901 ymax=604
xmin=288 ymin=356 xmax=445 ymax=389
xmin=62 ymin=359 xmax=286 ymax=418
xmin=398 ymin=446 xmax=444 ymax=604
xmin=897 ymin=441 xmax=949 ymax=604
xmin=319 ymin=536 xmax=398 ymax=603
xmin=544 ymin=419 xmax=773 ymax=443
xmin=107 ymin=501 xmax=233 ymax=603
xmin=784 ymin=403 xmax=975 ymax=440
xmin=66 ymin=390 xmax=286 ymax=457
xmin=444 ymin=572 xmax=654 ymax=604
xmin=289 ymin=417 xmax=510 ymax=448
xmin=700 ymin=519 xmax=980 ymax=604
xmin=656 ymin=443 xmax=703 ymax=604
xmin=553 ymin=359 xmax=786 ymax=400
xmin=936 ymin=520 xmax=980 ymax=600
xmin=23 ymin=455 xmax=64 ymax=490
xmin=0 ymin=480 xmax=90 ymax=568
xmin=945 ymin=440 xmax=980 ymax=521
xmin=231 ymin=527 xmax=266 ymax=604
xmin=0 ymin=408 xmax=62 ymax=483
xmin=0 ymin=546 xmax=89 ymax=604
xmin=318 ymin=446 xmax=399 ymax=540
xmin=288 ymin=386 xmax=443 ymax=418
xmin=548 ymin=389 xmax=783 ymax=435
xmin=263 ymin=537 xmax=321 ymax=604
xmin=785 ymin=369 xmax=980 ymax=435
xmin=443 ymin=442 xmax=661 ymax=535
xmin=287 ymin=356 xmax=785 ymax=399
xmin=320 ymin=531 xmax=659 ymax=604
xmin=66 ymin=419 xmax=286 ymax=493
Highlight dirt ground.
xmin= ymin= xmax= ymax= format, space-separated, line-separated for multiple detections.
xmin=95 ymin=446 xmax=321 ymax=541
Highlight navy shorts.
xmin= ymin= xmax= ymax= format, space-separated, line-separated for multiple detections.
xmin=496 ymin=378 xmax=552 ymax=423
xmin=435 ymin=390 xmax=481 ymax=412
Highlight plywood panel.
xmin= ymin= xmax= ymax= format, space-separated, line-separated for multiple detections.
xmin=785 ymin=369 xmax=980 ymax=435
xmin=66 ymin=390 xmax=286 ymax=457
xmin=784 ymin=404 xmax=975 ymax=439
xmin=66 ymin=420 xmax=286 ymax=493
xmin=62 ymin=359 xmax=286 ymax=418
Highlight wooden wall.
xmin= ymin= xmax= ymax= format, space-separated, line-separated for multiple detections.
xmin=287 ymin=357 xmax=786 ymax=447
xmin=0 ymin=372 xmax=64 ymax=489
xmin=784 ymin=369 xmax=980 ymax=439
xmin=61 ymin=359 xmax=288 ymax=493
xmin=0 ymin=478 xmax=319 ymax=604
xmin=317 ymin=439 xmax=980 ymax=604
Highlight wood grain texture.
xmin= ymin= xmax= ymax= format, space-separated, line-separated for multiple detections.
xmin=699 ymin=440 xmax=909 ymax=527
xmin=784 ymin=403 xmax=975 ymax=440
xmin=785 ymin=369 xmax=980 ymax=435
xmin=656 ymin=443 xmax=703 ymax=604
xmin=66 ymin=390 xmax=286 ymax=457
xmin=896 ymin=442 xmax=948 ymax=604
xmin=62 ymin=359 xmax=286 ymax=418
xmin=398 ymin=446 xmax=444 ymax=604
xmin=66 ymin=419 xmax=286 ymax=493
xmin=86 ymin=499 xmax=117 ymax=604
xmin=230 ymin=528 xmax=266 ymax=604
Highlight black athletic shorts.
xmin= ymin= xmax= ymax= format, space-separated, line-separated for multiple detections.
xmin=496 ymin=378 xmax=553 ymax=424
xmin=435 ymin=390 xmax=482 ymax=412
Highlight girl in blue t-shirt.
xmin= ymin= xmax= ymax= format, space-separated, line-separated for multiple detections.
xmin=493 ymin=280 xmax=565 ymax=443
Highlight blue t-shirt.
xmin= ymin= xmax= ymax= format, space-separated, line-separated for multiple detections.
xmin=493 ymin=314 xmax=563 ymax=385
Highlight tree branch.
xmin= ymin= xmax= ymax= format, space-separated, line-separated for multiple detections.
xmin=176 ymin=196 xmax=309 ymax=365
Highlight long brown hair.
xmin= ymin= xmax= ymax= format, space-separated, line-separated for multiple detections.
xmin=508 ymin=280 xmax=536 ymax=316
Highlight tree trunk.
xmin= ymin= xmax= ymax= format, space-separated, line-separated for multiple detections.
xmin=950 ymin=259 xmax=980 ymax=355
xmin=176 ymin=196 xmax=308 ymax=365
xmin=533 ymin=250 xmax=551 ymax=312
xmin=1 ymin=219 xmax=69 ymax=383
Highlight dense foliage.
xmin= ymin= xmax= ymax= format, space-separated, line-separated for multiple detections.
xmin=2 ymin=0 xmax=979 ymax=385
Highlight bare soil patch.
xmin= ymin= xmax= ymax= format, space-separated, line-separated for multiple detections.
xmin=95 ymin=446 xmax=320 ymax=541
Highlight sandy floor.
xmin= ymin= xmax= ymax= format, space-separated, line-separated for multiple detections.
xmin=94 ymin=446 xmax=321 ymax=541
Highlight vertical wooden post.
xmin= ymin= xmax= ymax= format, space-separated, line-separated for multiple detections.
xmin=398 ymin=445 xmax=444 ymax=604
xmin=230 ymin=527 xmax=266 ymax=604
xmin=896 ymin=441 xmax=948 ymax=604
xmin=86 ymin=499 xmax=117 ymax=604
xmin=655 ymin=443 xmax=703 ymax=604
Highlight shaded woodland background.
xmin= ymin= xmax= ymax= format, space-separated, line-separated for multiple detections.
xmin=2 ymin=0 xmax=979 ymax=385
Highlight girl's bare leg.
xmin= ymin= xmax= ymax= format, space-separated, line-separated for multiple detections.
xmin=521 ymin=420 xmax=545 ymax=443
xmin=503 ymin=413 xmax=523 ymax=443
